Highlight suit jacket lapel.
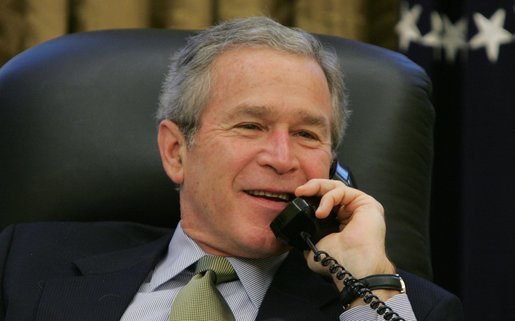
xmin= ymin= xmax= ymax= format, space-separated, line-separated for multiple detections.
xmin=32 ymin=231 xmax=342 ymax=321
xmin=35 ymin=233 xmax=171 ymax=321
xmin=256 ymin=251 xmax=342 ymax=321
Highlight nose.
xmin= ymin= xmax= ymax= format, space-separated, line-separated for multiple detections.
xmin=256 ymin=129 xmax=299 ymax=175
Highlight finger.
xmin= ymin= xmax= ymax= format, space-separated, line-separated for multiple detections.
xmin=296 ymin=179 xmax=363 ymax=212
xmin=295 ymin=179 xmax=341 ymax=219
xmin=295 ymin=178 xmax=343 ymax=198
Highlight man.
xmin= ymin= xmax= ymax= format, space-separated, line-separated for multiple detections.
xmin=0 ymin=17 xmax=463 ymax=320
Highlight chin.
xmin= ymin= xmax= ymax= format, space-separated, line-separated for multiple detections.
xmin=238 ymin=234 xmax=290 ymax=258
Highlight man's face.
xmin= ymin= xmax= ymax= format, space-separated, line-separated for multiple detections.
xmin=163 ymin=47 xmax=334 ymax=258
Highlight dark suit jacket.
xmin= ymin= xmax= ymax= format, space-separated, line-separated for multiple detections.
xmin=0 ymin=222 xmax=463 ymax=321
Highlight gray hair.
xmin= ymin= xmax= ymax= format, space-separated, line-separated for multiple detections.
xmin=157 ymin=16 xmax=349 ymax=152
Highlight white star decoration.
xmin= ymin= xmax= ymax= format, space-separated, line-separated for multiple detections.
xmin=395 ymin=2 xmax=422 ymax=51
xmin=441 ymin=16 xmax=467 ymax=63
xmin=420 ymin=12 xmax=443 ymax=49
xmin=420 ymin=11 xmax=443 ymax=60
xmin=469 ymin=9 xmax=513 ymax=63
xmin=395 ymin=1 xmax=515 ymax=63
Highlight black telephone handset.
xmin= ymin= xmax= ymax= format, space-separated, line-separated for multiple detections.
xmin=270 ymin=162 xmax=406 ymax=320
xmin=270 ymin=161 xmax=354 ymax=250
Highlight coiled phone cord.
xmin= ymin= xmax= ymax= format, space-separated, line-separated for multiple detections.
xmin=302 ymin=232 xmax=406 ymax=321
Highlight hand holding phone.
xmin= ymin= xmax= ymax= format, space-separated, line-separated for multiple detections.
xmin=270 ymin=162 xmax=405 ymax=320
xmin=270 ymin=161 xmax=353 ymax=250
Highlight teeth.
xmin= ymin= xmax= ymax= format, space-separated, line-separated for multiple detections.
xmin=247 ymin=190 xmax=290 ymax=201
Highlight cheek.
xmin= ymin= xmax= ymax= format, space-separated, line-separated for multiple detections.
xmin=183 ymin=141 xmax=252 ymax=202
xmin=298 ymin=151 xmax=333 ymax=178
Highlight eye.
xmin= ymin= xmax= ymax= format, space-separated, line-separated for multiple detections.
xmin=294 ymin=130 xmax=319 ymax=141
xmin=236 ymin=122 xmax=264 ymax=131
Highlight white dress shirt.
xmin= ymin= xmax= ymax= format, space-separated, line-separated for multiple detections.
xmin=120 ymin=222 xmax=417 ymax=321
xmin=120 ymin=223 xmax=287 ymax=321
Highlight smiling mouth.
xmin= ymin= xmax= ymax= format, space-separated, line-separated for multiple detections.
xmin=245 ymin=190 xmax=294 ymax=202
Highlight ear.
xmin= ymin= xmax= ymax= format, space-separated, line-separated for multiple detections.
xmin=157 ymin=119 xmax=187 ymax=185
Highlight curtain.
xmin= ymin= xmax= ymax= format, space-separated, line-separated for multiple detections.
xmin=396 ymin=0 xmax=515 ymax=319
xmin=0 ymin=0 xmax=399 ymax=66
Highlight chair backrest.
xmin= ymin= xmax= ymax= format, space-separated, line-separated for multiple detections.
xmin=0 ymin=29 xmax=434 ymax=280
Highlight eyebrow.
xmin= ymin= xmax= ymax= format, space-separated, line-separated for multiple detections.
xmin=227 ymin=104 xmax=330 ymax=128
xmin=229 ymin=105 xmax=269 ymax=119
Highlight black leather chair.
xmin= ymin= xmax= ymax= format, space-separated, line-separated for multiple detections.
xmin=0 ymin=29 xmax=435 ymax=280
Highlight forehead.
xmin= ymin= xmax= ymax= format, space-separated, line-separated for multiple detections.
xmin=211 ymin=46 xmax=327 ymax=84
xmin=208 ymin=47 xmax=331 ymax=108
xmin=197 ymin=47 xmax=333 ymax=142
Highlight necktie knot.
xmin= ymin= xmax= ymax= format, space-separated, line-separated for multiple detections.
xmin=195 ymin=255 xmax=237 ymax=284
xmin=169 ymin=256 xmax=237 ymax=321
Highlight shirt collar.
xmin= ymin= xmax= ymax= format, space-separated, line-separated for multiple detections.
xmin=147 ymin=222 xmax=205 ymax=290
xmin=148 ymin=222 xmax=288 ymax=309
xmin=228 ymin=253 xmax=287 ymax=309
